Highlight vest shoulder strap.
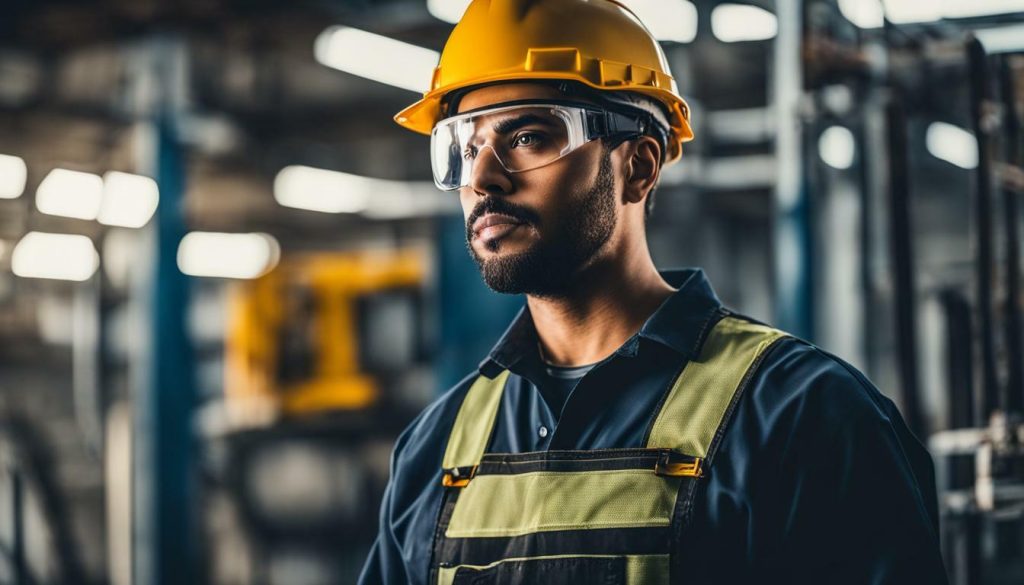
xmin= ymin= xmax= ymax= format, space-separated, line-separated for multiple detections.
xmin=441 ymin=369 xmax=511 ymax=474
xmin=440 ymin=316 xmax=786 ymax=479
xmin=646 ymin=315 xmax=787 ymax=457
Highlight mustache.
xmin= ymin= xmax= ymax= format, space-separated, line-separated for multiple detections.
xmin=465 ymin=197 xmax=540 ymax=239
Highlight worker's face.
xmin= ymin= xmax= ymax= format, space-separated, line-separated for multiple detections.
xmin=456 ymin=83 xmax=618 ymax=297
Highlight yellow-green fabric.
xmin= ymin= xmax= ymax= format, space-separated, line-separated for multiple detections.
xmin=433 ymin=315 xmax=786 ymax=583
xmin=435 ymin=554 xmax=670 ymax=585
xmin=646 ymin=317 xmax=786 ymax=456
xmin=625 ymin=554 xmax=670 ymax=585
xmin=442 ymin=370 xmax=511 ymax=470
xmin=446 ymin=469 xmax=681 ymax=538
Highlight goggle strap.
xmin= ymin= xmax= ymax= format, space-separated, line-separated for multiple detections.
xmin=585 ymin=109 xmax=648 ymax=141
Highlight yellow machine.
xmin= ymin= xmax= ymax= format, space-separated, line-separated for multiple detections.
xmin=224 ymin=249 xmax=426 ymax=424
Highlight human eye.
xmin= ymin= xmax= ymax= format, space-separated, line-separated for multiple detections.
xmin=462 ymin=144 xmax=478 ymax=160
xmin=512 ymin=131 xmax=546 ymax=148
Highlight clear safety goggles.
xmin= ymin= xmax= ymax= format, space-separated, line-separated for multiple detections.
xmin=430 ymin=99 xmax=648 ymax=191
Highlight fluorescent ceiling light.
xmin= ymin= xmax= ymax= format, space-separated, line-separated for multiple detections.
xmin=926 ymin=122 xmax=978 ymax=170
xmin=12 ymin=231 xmax=99 ymax=282
xmin=427 ymin=0 xmax=472 ymax=24
xmin=711 ymin=4 xmax=778 ymax=43
xmin=0 ymin=154 xmax=27 ymax=199
xmin=975 ymin=24 xmax=1024 ymax=54
xmin=274 ymin=165 xmax=374 ymax=214
xmin=428 ymin=0 xmax=698 ymax=42
xmin=314 ymin=26 xmax=439 ymax=93
xmin=274 ymin=165 xmax=450 ymax=218
xmin=177 ymin=232 xmax=280 ymax=279
xmin=932 ymin=0 xmax=1024 ymax=20
xmin=878 ymin=0 xmax=1024 ymax=25
xmin=618 ymin=0 xmax=699 ymax=43
xmin=36 ymin=168 xmax=104 ymax=220
xmin=882 ymin=0 xmax=942 ymax=24
xmin=98 ymin=171 xmax=160 ymax=228
xmin=839 ymin=0 xmax=885 ymax=28
xmin=819 ymin=126 xmax=856 ymax=170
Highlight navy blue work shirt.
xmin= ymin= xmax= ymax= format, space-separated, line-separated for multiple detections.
xmin=359 ymin=269 xmax=949 ymax=584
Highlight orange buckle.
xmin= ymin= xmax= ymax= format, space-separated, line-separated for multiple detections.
xmin=655 ymin=454 xmax=704 ymax=478
xmin=442 ymin=465 xmax=476 ymax=488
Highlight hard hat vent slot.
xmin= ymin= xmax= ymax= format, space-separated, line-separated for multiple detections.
xmin=599 ymin=60 xmax=629 ymax=86
xmin=525 ymin=48 xmax=582 ymax=73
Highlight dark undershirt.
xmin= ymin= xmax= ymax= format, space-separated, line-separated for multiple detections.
xmin=535 ymin=357 xmax=597 ymax=416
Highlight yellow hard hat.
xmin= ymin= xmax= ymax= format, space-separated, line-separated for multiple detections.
xmin=394 ymin=0 xmax=694 ymax=163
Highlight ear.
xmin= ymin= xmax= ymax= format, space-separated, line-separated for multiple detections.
xmin=621 ymin=136 xmax=661 ymax=207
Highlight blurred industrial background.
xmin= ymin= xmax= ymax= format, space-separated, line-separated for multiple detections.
xmin=0 ymin=0 xmax=1022 ymax=584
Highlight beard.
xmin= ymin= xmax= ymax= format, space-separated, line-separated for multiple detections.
xmin=465 ymin=150 xmax=617 ymax=297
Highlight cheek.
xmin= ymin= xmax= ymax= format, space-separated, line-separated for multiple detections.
xmin=459 ymin=190 xmax=476 ymax=221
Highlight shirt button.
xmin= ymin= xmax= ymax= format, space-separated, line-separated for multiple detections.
xmin=538 ymin=425 xmax=549 ymax=438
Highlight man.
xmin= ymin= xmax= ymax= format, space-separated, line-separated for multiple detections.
xmin=360 ymin=1 xmax=948 ymax=583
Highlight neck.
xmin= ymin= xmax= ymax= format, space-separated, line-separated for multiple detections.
xmin=527 ymin=251 xmax=675 ymax=367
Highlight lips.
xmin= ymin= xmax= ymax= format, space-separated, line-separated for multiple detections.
xmin=472 ymin=213 xmax=525 ymax=242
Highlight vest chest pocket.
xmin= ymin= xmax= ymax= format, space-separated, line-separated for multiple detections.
xmin=432 ymin=450 xmax=692 ymax=585
xmin=450 ymin=556 xmax=625 ymax=585
xmin=443 ymin=449 xmax=697 ymax=539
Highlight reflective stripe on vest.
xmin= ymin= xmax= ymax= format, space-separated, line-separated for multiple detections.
xmin=431 ymin=316 xmax=786 ymax=585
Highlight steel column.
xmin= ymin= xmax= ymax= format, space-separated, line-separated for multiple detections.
xmin=772 ymin=0 xmax=814 ymax=340
xmin=138 ymin=38 xmax=199 ymax=585
xmin=967 ymin=38 xmax=1000 ymax=422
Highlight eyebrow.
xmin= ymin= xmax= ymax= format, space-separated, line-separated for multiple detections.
xmin=491 ymin=113 xmax=558 ymax=135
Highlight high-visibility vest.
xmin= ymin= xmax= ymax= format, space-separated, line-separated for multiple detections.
xmin=430 ymin=316 xmax=787 ymax=584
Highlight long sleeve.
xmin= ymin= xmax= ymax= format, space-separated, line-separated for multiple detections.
xmin=682 ymin=339 xmax=949 ymax=584
xmin=771 ymin=389 xmax=948 ymax=583
xmin=358 ymin=447 xmax=411 ymax=585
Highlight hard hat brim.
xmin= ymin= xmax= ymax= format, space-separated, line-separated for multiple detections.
xmin=395 ymin=72 xmax=693 ymax=163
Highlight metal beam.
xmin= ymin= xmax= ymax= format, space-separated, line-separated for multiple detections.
xmin=772 ymin=0 xmax=814 ymax=340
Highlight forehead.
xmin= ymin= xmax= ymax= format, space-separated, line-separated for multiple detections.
xmin=455 ymin=82 xmax=570 ymax=114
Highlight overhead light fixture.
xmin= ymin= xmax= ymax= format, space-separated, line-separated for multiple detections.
xmin=839 ymin=0 xmax=885 ymax=28
xmin=943 ymin=0 xmax=1024 ymax=19
xmin=35 ymin=168 xmax=104 ymax=220
xmin=427 ymin=0 xmax=472 ymax=24
xmin=274 ymin=165 xmax=373 ymax=214
xmin=98 ymin=171 xmax=160 ymax=228
xmin=427 ymin=0 xmax=699 ymax=43
xmin=818 ymin=126 xmax=856 ymax=170
xmin=0 ymin=154 xmax=27 ymax=199
xmin=177 ymin=232 xmax=280 ymax=279
xmin=11 ymin=231 xmax=99 ymax=282
xmin=926 ymin=122 xmax=978 ymax=170
xmin=880 ymin=0 xmax=1024 ymax=25
xmin=620 ymin=0 xmax=699 ymax=43
xmin=314 ymin=26 xmax=439 ymax=93
xmin=711 ymin=4 xmax=778 ymax=43
xmin=274 ymin=165 xmax=450 ymax=218
xmin=878 ymin=0 xmax=1024 ymax=24
xmin=882 ymin=0 xmax=942 ymax=24
xmin=975 ymin=23 xmax=1024 ymax=54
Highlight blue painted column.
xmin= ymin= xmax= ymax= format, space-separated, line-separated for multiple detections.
xmin=135 ymin=37 xmax=199 ymax=585
xmin=148 ymin=109 xmax=198 ymax=585
xmin=772 ymin=0 xmax=814 ymax=340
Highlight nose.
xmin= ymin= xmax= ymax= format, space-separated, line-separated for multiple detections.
xmin=465 ymin=144 xmax=513 ymax=197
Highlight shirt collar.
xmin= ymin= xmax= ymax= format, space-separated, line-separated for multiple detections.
xmin=478 ymin=268 xmax=724 ymax=377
